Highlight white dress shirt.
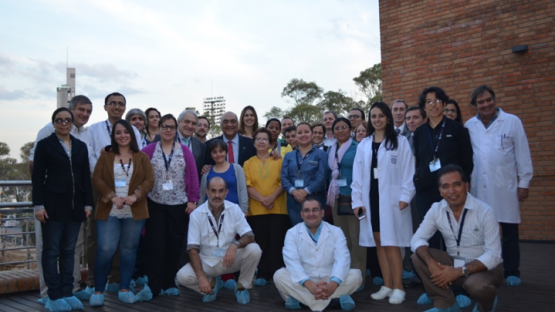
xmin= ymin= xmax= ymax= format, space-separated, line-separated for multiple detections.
xmin=222 ymin=134 xmax=239 ymax=164
xmin=411 ymin=193 xmax=502 ymax=270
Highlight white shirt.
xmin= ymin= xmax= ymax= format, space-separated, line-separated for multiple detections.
xmin=88 ymin=119 xmax=142 ymax=172
xmin=222 ymin=134 xmax=239 ymax=164
xmin=465 ymin=108 xmax=533 ymax=223
xmin=29 ymin=122 xmax=91 ymax=162
xmin=411 ymin=193 xmax=502 ymax=270
xmin=187 ymin=200 xmax=253 ymax=267
xmin=323 ymin=136 xmax=336 ymax=148
xmin=394 ymin=123 xmax=406 ymax=134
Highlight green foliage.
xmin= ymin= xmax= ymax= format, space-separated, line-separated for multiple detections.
xmin=288 ymin=104 xmax=322 ymax=124
xmin=353 ymin=63 xmax=383 ymax=104
xmin=281 ymin=79 xmax=324 ymax=106
xmin=263 ymin=106 xmax=285 ymax=121
xmin=0 ymin=142 xmax=32 ymax=202
xmin=201 ymin=112 xmax=222 ymax=138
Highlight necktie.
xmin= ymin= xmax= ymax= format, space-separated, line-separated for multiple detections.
xmin=183 ymin=137 xmax=190 ymax=146
xmin=227 ymin=140 xmax=235 ymax=164
xmin=395 ymin=128 xmax=401 ymax=134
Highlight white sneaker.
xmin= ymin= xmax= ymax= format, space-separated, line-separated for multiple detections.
xmin=370 ymin=286 xmax=393 ymax=300
xmin=389 ymin=289 xmax=406 ymax=304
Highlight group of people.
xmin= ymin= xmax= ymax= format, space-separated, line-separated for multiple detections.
xmin=29 ymin=84 xmax=532 ymax=312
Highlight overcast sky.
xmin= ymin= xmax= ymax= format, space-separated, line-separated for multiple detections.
xmin=0 ymin=0 xmax=380 ymax=160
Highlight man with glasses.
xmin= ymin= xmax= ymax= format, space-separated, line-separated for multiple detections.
xmin=274 ymin=198 xmax=361 ymax=311
xmin=29 ymin=95 xmax=93 ymax=304
xmin=465 ymin=85 xmax=533 ymax=287
xmin=195 ymin=116 xmax=210 ymax=143
xmin=348 ymin=108 xmax=365 ymax=137
xmin=413 ymin=86 xmax=473 ymax=250
xmin=204 ymin=111 xmax=256 ymax=167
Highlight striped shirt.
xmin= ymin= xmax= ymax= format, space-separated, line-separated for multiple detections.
xmin=411 ymin=193 xmax=502 ymax=270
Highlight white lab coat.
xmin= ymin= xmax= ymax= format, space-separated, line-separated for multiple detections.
xmin=351 ymin=134 xmax=415 ymax=247
xmin=282 ymin=222 xmax=350 ymax=284
xmin=465 ymin=108 xmax=533 ymax=224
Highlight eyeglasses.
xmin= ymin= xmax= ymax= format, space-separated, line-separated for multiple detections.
xmin=444 ymin=109 xmax=456 ymax=114
xmin=255 ymin=138 xmax=268 ymax=143
xmin=107 ymin=101 xmax=126 ymax=108
xmin=334 ymin=125 xmax=349 ymax=132
xmin=54 ymin=118 xmax=72 ymax=125
xmin=348 ymin=114 xmax=361 ymax=119
xmin=160 ymin=124 xmax=177 ymax=131
xmin=426 ymin=99 xmax=443 ymax=106
xmin=302 ymin=208 xmax=321 ymax=214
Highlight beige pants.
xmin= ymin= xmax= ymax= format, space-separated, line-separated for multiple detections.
xmin=176 ymin=243 xmax=261 ymax=293
xmin=331 ymin=200 xmax=367 ymax=285
xmin=273 ymin=268 xmax=362 ymax=312
xmin=35 ymin=220 xmax=85 ymax=296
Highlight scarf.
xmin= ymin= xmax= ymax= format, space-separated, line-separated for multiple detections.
xmin=327 ymin=138 xmax=352 ymax=206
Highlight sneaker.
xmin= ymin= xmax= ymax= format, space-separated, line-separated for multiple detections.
xmin=89 ymin=293 xmax=105 ymax=307
xmin=285 ymin=296 xmax=301 ymax=310
xmin=370 ymin=286 xmax=393 ymax=300
xmin=506 ymin=276 xmax=521 ymax=286
xmin=118 ymin=291 xmax=136 ymax=304
xmin=388 ymin=289 xmax=406 ymax=304
xmin=73 ymin=286 xmax=94 ymax=300
xmin=63 ymin=296 xmax=84 ymax=310
xmin=135 ymin=285 xmax=153 ymax=302
xmin=105 ymin=282 xmax=119 ymax=293
xmin=339 ymin=295 xmax=355 ymax=311
xmin=456 ymin=294 xmax=471 ymax=308
xmin=424 ymin=303 xmax=461 ymax=312
xmin=45 ymin=298 xmax=71 ymax=312
xmin=254 ymin=278 xmax=267 ymax=286
xmin=417 ymin=292 xmax=433 ymax=305
xmin=372 ymin=276 xmax=384 ymax=286
xmin=472 ymin=296 xmax=497 ymax=312
xmin=235 ymin=289 xmax=250 ymax=305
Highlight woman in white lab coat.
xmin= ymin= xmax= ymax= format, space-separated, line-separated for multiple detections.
xmin=352 ymin=102 xmax=415 ymax=305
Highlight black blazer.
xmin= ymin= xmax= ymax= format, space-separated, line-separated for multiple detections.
xmin=203 ymin=135 xmax=256 ymax=167
xmin=32 ymin=133 xmax=93 ymax=222
xmin=153 ymin=134 xmax=205 ymax=180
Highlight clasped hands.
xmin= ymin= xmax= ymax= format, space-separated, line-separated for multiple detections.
xmin=306 ymin=280 xmax=339 ymax=301
xmin=111 ymin=194 xmax=137 ymax=209
xmin=428 ymin=261 xmax=462 ymax=290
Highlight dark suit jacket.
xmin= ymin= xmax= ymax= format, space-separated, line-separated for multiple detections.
xmin=153 ymin=134 xmax=205 ymax=180
xmin=32 ymin=133 xmax=93 ymax=222
xmin=204 ymin=134 xmax=256 ymax=167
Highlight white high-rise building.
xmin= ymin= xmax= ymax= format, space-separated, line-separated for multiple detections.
xmin=203 ymin=96 xmax=226 ymax=124
xmin=57 ymin=68 xmax=75 ymax=108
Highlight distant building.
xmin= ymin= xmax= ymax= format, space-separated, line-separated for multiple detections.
xmin=56 ymin=68 xmax=75 ymax=108
xmin=203 ymin=96 xmax=226 ymax=124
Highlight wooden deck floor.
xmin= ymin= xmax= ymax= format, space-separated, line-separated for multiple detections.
xmin=1 ymin=242 xmax=554 ymax=312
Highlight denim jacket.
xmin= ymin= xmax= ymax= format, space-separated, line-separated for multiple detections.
xmin=281 ymin=146 xmax=327 ymax=195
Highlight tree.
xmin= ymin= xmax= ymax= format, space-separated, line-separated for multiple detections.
xmin=0 ymin=142 xmax=32 ymax=202
xmin=202 ymin=112 xmax=221 ymax=139
xmin=263 ymin=106 xmax=285 ymax=120
xmin=353 ymin=63 xmax=382 ymax=104
xmin=287 ymin=104 xmax=322 ymax=124
xmin=281 ymin=79 xmax=324 ymax=106
xmin=317 ymin=90 xmax=360 ymax=118
xmin=0 ymin=142 xmax=16 ymax=179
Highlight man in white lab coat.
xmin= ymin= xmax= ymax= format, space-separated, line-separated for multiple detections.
xmin=465 ymin=85 xmax=533 ymax=287
xmin=273 ymin=198 xmax=361 ymax=311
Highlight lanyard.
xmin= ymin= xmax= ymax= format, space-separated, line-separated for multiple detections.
xmin=120 ymin=159 xmax=132 ymax=176
xmin=334 ymin=143 xmax=342 ymax=177
xmin=271 ymin=143 xmax=281 ymax=154
xmin=208 ymin=212 xmax=225 ymax=240
xmin=105 ymin=120 xmax=112 ymax=136
xmin=295 ymin=149 xmax=313 ymax=172
xmin=427 ymin=120 xmax=446 ymax=159
xmin=446 ymin=208 xmax=468 ymax=256
xmin=161 ymin=142 xmax=176 ymax=172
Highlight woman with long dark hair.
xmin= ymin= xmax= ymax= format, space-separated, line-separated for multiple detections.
xmin=266 ymin=118 xmax=293 ymax=158
xmin=351 ymin=102 xmax=415 ymax=305
xmin=90 ymin=120 xmax=155 ymax=306
xmin=144 ymin=108 xmax=161 ymax=144
xmin=238 ymin=105 xmax=259 ymax=138
xmin=32 ymin=107 xmax=93 ymax=311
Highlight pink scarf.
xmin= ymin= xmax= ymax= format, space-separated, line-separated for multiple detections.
xmin=327 ymin=138 xmax=353 ymax=206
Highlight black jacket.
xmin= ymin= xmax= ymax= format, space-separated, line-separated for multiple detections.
xmin=204 ymin=135 xmax=256 ymax=167
xmin=32 ymin=133 xmax=93 ymax=222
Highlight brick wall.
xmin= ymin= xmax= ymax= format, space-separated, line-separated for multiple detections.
xmin=379 ymin=0 xmax=555 ymax=240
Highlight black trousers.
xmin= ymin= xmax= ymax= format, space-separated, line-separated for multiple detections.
xmin=500 ymin=223 xmax=520 ymax=278
xmin=415 ymin=192 xmax=443 ymax=250
xmin=145 ymin=198 xmax=188 ymax=295
xmin=247 ymin=214 xmax=291 ymax=280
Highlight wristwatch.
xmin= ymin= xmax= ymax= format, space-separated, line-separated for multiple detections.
xmin=233 ymin=241 xmax=240 ymax=247
xmin=462 ymin=266 xmax=470 ymax=277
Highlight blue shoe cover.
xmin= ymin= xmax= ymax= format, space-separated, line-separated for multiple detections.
xmin=254 ymin=278 xmax=267 ymax=286
xmin=402 ymin=270 xmax=415 ymax=279
xmin=366 ymin=269 xmax=371 ymax=277
xmin=105 ymin=282 xmax=119 ymax=293
xmin=202 ymin=277 xmax=223 ymax=303
xmin=89 ymin=293 xmax=105 ymax=307
xmin=136 ymin=275 xmax=148 ymax=286
xmin=45 ymin=298 xmax=71 ymax=312
xmin=38 ymin=297 xmax=47 ymax=305
xmin=339 ymin=295 xmax=355 ymax=311
xmin=135 ymin=285 xmax=153 ymax=302
xmin=456 ymin=294 xmax=471 ymax=308
xmin=73 ymin=286 xmax=94 ymax=300
xmin=356 ymin=285 xmax=364 ymax=292
xmin=372 ymin=276 xmax=384 ymax=286
xmin=417 ymin=293 xmax=433 ymax=305
xmin=129 ymin=279 xmax=137 ymax=293
xmin=472 ymin=296 xmax=497 ymax=312
xmin=236 ymin=289 xmax=250 ymax=305
xmin=118 ymin=291 xmax=136 ymax=303
xmin=285 ymin=296 xmax=301 ymax=310
xmin=223 ymin=279 xmax=237 ymax=290
xmin=160 ymin=287 xmax=179 ymax=296
xmin=506 ymin=276 xmax=521 ymax=286
xmin=424 ymin=303 xmax=461 ymax=312
xmin=63 ymin=296 xmax=84 ymax=310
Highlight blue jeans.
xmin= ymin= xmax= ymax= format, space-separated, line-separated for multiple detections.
xmin=95 ymin=216 xmax=145 ymax=292
xmin=42 ymin=220 xmax=81 ymax=300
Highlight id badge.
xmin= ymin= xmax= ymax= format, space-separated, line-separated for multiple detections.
xmin=295 ymin=179 xmax=305 ymax=188
xmin=429 ymin=158 xmax=441 ymax=172
xmin=115 ymin=179 xmax=126 ymax=187
xmin=162 ymin=180 xmax=174 ymax=191
xmin=373 ymin=168 xmax=379 ymax=179
xmin=212 ymin=248 xmax=226 ymax=257
xmin=453 ymin=256 xmax=466 ymax=268
xmin=337 ymin=178 xmax=347 ymax=187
